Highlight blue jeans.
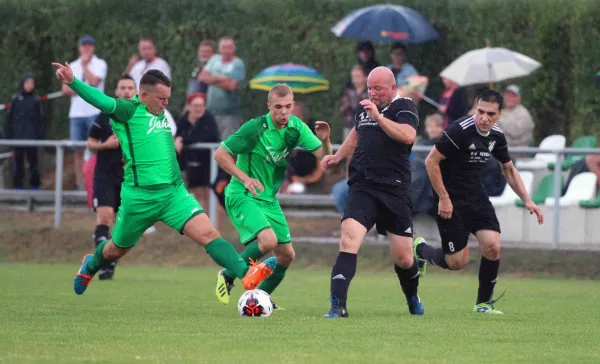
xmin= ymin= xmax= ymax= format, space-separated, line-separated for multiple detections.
xmin=332 ymin=179 xmax=349 ymax=214
xmin=70 ymin=116 xmax=97 ymax=141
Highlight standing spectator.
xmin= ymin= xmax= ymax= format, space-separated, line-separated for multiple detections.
xmin=62 ymin=35 xmax=107 ymax=190
xmin=438 ymin=77 xmax=470 ymax=129
xmin=174 ymin=93 xmax=220 ymax=209
xmin=387 ymin=43 xmax=418 ymax=87
xmin=187 ymin=40 xmax=216 ymax=100
xmin=3 ymin=73 xmax=43 ymax=189
xmin=339 ymin=65 xmax=368 ymax=141
xmin=345 ymin=41 xmax=379 ymax=89
xmin=199 ymin=36 xmax=246 ymax=140
xmin=496 ymin=85 xmax=535 ymax=149
xmin=124 ymin=37 xmax=171 ymax=88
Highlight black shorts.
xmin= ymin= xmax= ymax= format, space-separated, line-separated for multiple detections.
xmin=342 ymin=184 xmax=413 ymax=237
xmin=435 ymin=197 xmax=500 ymax=254
xmin=93 ymin=177 xmax=122 ymax=212
xmin=187 ymin=165 xmax=211 ymax=188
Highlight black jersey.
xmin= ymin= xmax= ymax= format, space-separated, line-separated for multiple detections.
xmin=348 ymin=96 xmax=419 ymax=192
xmin=88 ymin=114 xmax=123 ymax=179
xmin=434 ymin=116 xmax=511 ymax=203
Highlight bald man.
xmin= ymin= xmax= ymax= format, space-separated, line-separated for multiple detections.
xmin=321 ymin=67 xmax=424 ymax=318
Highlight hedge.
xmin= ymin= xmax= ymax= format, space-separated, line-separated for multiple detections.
xmin=1 ymin=0 xmax=599 ymax=144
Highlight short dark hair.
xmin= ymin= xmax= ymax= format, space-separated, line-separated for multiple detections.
xmin=140 ymin=36 xmax=154 ymax=43
xmin=119 ymin=74 xmax=134 ymax=83
xmin=200 ymin=40 xmax=216 ymax=50
xmin=140 ymin=70 xmax=171 ymax=89
xmin=478 ymin=89 xmax=504 ymax=110
xmin=390 ymin=42 xmax=407 ymax=54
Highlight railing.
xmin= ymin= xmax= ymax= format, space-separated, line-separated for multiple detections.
xmin=0 ymin=139 xmax=598 ymax=248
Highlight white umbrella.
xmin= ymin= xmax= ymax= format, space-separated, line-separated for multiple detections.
xmin=440 ymin=47 xmax=541 ymax=86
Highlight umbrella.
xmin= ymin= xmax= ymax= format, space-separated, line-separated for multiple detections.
xmin=440 ymin=47 xmax=541 ymax=87
xmin=331 ymin=4 xmax=439 ymax=43
xmin=249 ymin=63 xmax=329 ymax=94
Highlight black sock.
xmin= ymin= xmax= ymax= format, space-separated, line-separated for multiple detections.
xmin=394 ymin=260 xmax=420 ymax=299
xmin=417 ymin=243 xmax=449 ymax=269
xmin=477 ymin=256 xmax=500 ymax=304
xmin=330 ymin=252 xmax=357 ymax=308
xmin=93 ymin=225 xmax=110 ymax=247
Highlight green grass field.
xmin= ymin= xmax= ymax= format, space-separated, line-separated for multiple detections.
xmin=1 ymin=263 xmax=599 ymax=364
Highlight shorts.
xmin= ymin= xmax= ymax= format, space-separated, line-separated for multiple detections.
xmin=111 ymin=183 xmax=204 ymax=248
xmin=93 ymin=176 xmax=122 ymax=212
xmin=342 ymin=184 xmax=413 ymax=237
xmin=187 ymin=165 xmax=211 ymax=188
xmin=225 ymin=193 xmax=291 ymax=245
xmin=70 ymin=116 xmax=97 ymax=141
xmin=435 ymin=197 xmax=500 ymax=254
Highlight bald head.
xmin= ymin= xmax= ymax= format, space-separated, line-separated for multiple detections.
xmin=367 ymin=66 xmax=397 ymax=107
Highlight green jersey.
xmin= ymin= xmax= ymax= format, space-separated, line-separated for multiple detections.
xmin=221 ymin=113 xmax=322 ymax=202
xmin=69 ymin=78 xmax=181 ymax=188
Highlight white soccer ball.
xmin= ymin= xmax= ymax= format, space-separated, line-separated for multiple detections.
xmin=237 ymin=289 xmax=273 ymax=318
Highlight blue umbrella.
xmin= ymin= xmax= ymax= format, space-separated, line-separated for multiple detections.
xmin=331 ymin=4 xmax=439 ymax=43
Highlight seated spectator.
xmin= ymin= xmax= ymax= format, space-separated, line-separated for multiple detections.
xmin=339 ymin=65 xmax=367 ymax=141
xmin=174 ymin=93 xmax=220 ymax=209
xmin=411 ymin=114 xmax=444 ymax=215
xmin=280 ymin=101 xmax=323 ymax=194
xmin=496 ymin=85 xmax=534 ymax=157
xmin=387 ymin=43 xmax=418 ymax=87
xmin=438 ymin=77 xmax=470 ymax=128
xmin=564 ymin=154 xmax=600 ymax=192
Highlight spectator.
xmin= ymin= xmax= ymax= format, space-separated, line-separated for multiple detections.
xmin=187 ymin=40 xmax=216 ymax=100
xmin=411 ymin=114 xmax=444 ymax=215
xmin=199 ymin=36 xmax=246 ymax=140
xmin=345 ymin=41 xmax=379 ymax=89
xmin=124 ymin=37 xmax=172 ymax=88
xmin=62 ymin=35 xmax=107 ymax=190
xmin=438 ymin=77 xmax=470 ymax=128
xmin=496 ymin=85 xmax=534 ymax=150
xmin=339 ymin=65 xmax=368 ymax=141
xmin=174 ymin=93 xmax=220 ymax=209
xmin=281 ymin=101 xmax=323 ymax=194
xmin=3 ymin=73 xmax=43 ymax=189
xmin=387 ymin=43 xmax=418 ymax=87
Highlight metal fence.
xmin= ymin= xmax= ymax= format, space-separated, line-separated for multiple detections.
xmin=0 ymin=139 xmax=599 ymax=248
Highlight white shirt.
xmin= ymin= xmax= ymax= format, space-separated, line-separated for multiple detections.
xmin=130 ymin=57 xmax=171 ymax=88
xmin=68 ymin=55 xmax=108 ymax=118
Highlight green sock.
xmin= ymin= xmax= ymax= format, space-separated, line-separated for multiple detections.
xmin=258 ymin=264 xmax=288 ymax=294
xmin=222 ymin=241 xmax=265 ymax=280
xmin=86 ymin=240 xmax=111 ymax=275
xmin=205 ymin=238 xmax=249 ymax=279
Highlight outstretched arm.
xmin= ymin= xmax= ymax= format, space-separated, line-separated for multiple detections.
xmin=68 ymin=78 xmax=116 ymax=114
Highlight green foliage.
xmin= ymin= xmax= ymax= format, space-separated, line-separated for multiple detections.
xmin=0 ymin=0 xmax=598 ymax=143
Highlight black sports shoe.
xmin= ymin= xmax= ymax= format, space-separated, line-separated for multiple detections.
xmin=98 ymin=262 xmax=117 ymax=281
xmin=323 ymin=297 xmax=348 ymax=318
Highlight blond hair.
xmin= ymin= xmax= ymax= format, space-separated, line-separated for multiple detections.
xmin=268 ymin=83 xmax=294 ymax=102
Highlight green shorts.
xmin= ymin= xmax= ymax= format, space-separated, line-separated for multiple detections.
xmin=111 ymin=183 xmax=204 ymax=248
xmin=225 ymin=193 xmax=291 ymax=245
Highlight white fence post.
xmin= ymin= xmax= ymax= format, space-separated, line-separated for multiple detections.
xmin=552 ymin=150 xmax=562 ymax=248
xmin=54 ymin=145 xmax=64 ymax=229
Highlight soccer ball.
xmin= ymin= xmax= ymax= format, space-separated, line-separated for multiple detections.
xmin=237 ymin=289 xmax=273 ymax=318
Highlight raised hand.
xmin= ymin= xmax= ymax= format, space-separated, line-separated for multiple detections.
xmin=51 ymin=62 xmax=75 ymax=84
xmin=314 ymin=121 xmax=331 ymax=141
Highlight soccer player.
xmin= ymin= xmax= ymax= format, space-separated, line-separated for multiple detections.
xmin=414 ymin=89 xmax=543 ymax=314
xmin=86 ymin=74 xmax=136 ymax=280
xmin=321 ymin=67 xmax=423 ymax=318
xmin=52 ymin=62 xmax=277 ymax=295
xmin=213 ymin=83 xmax=332 ymax=307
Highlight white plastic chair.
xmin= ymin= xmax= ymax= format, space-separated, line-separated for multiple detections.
xmin=545 ymin=172 xmax=597 ymax=206
xmin=489 ymin=171 xmax=534 ymax=206
xmin=515 ymin=135 xmax=566 ymax=169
